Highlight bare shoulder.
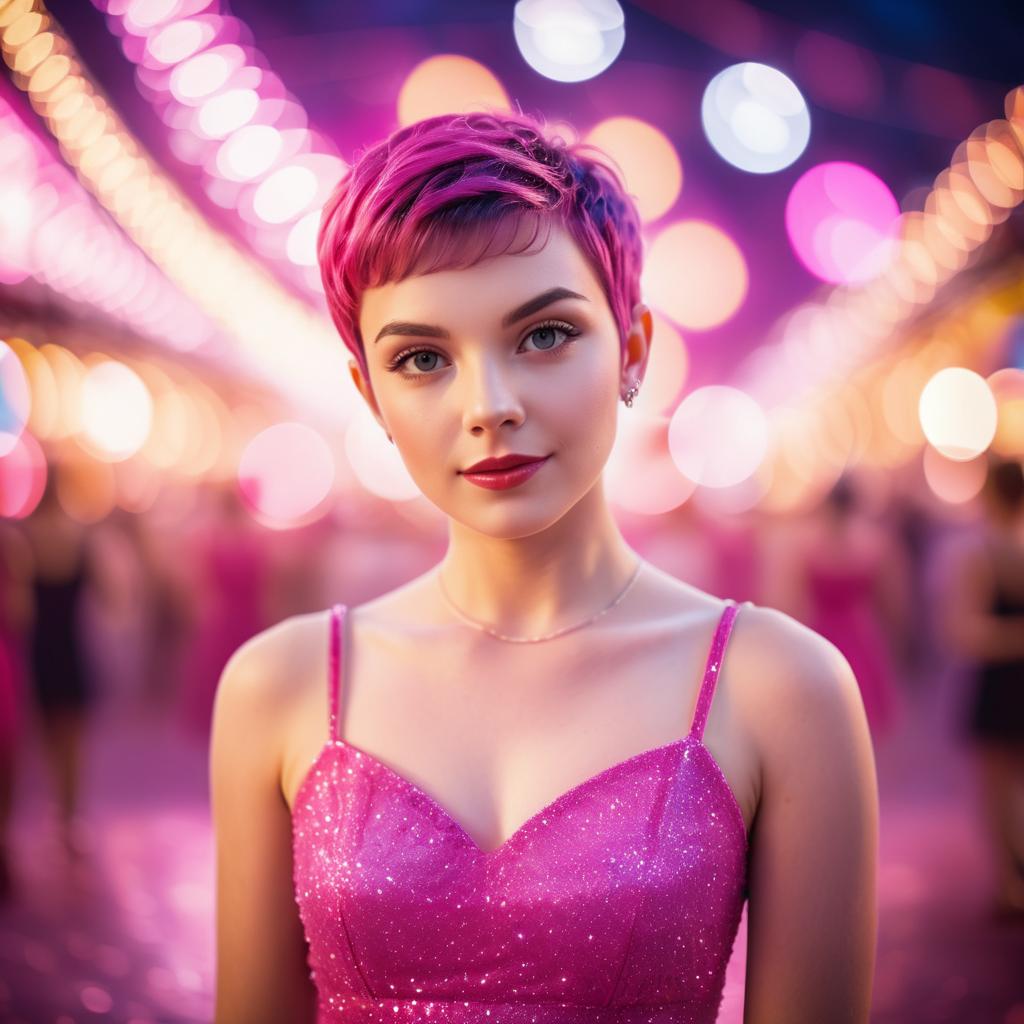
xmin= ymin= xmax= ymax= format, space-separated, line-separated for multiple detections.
xmin=212 ymin=609 xmax=333 ymax=759
xmin=730 ymin=601 xmax=872 ymax=765
xmin=641 ymin=561 xmax=861 ymax=710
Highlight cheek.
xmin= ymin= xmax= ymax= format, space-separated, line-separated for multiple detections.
xmin=551 ymin=344 xmax=620 ymax=446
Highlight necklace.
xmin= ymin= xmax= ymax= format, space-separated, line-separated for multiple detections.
xmin=436 ymin=558 xmax=644 ymax=643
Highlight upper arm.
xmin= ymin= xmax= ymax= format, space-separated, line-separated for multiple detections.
xmin=741 ymin=608 xmax=879 ymax=1024
xmin=210 ymin=617 xmax=317 ymax=1024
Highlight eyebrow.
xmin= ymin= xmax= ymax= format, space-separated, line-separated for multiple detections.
xmin=372 ymin=286 xmax=589 ymax=345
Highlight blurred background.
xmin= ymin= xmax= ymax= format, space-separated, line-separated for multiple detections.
xmin=1 ymin=0 xmax=1023 ymax=1021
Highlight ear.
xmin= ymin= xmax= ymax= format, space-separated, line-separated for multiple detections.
xmin=349 ymin=358 xmax=391 ymax=439
xmin=622 ymin=301 xmax=653 ymax=383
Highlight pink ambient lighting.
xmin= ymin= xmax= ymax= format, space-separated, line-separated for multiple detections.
xmin=785 ymin=161 xmax=901 ymax=284
xmin=0 ymin=430 xmax=46 ymax=519
xmin=215 ymin=124 xmax=283 ymax=181
xmin=146 ymin=18 xmax=216 ymax=66
xmin=169 ymin=44 xmax=244 ymax=103
xmin=197 ymin=87 xmax=259 ymax=137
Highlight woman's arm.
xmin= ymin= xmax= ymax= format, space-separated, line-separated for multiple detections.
xmin=210 ymin=619 xmax=318 ymax=1024
xmin=741 ymin=608 xmax=879 ymax=1024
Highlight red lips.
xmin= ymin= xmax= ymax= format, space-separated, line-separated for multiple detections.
xmin=462 ymin=453 xmax=548 ymax=473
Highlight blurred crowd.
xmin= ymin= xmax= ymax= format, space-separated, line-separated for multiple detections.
xmin=0 ymin=452 xmax=1022 ymax=1018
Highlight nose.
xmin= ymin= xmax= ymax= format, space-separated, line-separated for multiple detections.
xmin=460 ymin=354 xmax=525 ymax=435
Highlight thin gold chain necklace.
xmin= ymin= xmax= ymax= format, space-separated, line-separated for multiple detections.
xmin=436 ymin=558 xmax=644 ymax=644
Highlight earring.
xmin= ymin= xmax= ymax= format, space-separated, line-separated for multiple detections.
xmin=623 ymin=383 xmax=640 ymax=408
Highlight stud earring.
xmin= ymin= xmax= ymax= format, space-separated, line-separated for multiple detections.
xmin=623 ymin=383 xmax=640 ymax=408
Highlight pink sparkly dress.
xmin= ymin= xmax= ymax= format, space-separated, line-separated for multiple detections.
xmin=292 ymin=601 xmax=749 ymax=1023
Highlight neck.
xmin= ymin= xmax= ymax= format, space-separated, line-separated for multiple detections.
xmin=437 ymin=479 xmax=640 ymax=638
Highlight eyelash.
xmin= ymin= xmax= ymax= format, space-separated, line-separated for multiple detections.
xmin=384 ymin=319 xmax=581 ymax=377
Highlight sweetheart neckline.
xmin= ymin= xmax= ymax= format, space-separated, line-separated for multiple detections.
xmin=290 ymin=732 xmax=749 ymax=860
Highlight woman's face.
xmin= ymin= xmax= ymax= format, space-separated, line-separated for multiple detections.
xmin=355 ymin=220 xmax=649 ymax=539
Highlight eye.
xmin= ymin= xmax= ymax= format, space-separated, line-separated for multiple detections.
xmin=385 ymin=348 xmax=450 ymax=376
xmin=521 ymin=320 xmax=580 ymax=354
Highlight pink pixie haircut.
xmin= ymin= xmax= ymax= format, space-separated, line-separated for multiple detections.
xmin=316 ymin=108 xmax=644 ymax=386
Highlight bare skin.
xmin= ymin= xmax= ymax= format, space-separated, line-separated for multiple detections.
xmin=212 ymin=221 xmax=879 ymax=1024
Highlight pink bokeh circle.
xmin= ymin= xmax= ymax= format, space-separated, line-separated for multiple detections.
xmin=785 ymin=161 xmax=900 ymax=284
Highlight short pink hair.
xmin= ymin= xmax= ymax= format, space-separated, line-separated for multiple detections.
xmin=317 ymin=108 xmax=644 ymax=384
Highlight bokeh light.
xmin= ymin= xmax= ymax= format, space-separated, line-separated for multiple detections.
xmin=513 ymin=0 xmax=626 ymax=84
xmin=344 ymin=409 xmax=420 ymax=502
xmin=252 ymin=164 xmax=318 ymax=224
xmin=918 ymin=366 xmax=997 ymax=461
xmin=0 ymin=339 xmax=32 ymax=455
xmin=124 ymin=0 xmax=182 ymax=32
xmin=0 ymin=428 xmax=46 ymax=518
xmin=605 ymin=410 xmax=695 ymax=514
xmin=987 ymin=367 xmax=1024 ymax=456
xmin=583 ymin=116 xmax=682 ymax=222
xmin=286 ymin=209 xmax=321 ymax=267
xmin=169 ymin=45 xmax=244 ymax=104
xmin=785 ymin=161 xmax=900 ymax=284
xmin=196 ymin=87 xmax=259 ymax=138
xmin=701 ymin=62 xmax=811 ymax=174
xmin=215 ymin=124 xmax=283 ymax=181
xmin=79 ymin=359 xmax=154 ymax=461
xmin=642 ymin=221 xmax=748 ymax=330
xmin=237 ymin=421 xmax=335 ymax=527
xmin=921 ymin=446 xmax=988 ymax=505
xmin=668 ymin=385 xmax=768 ymax=487
xmin=146 ymin=17 xmax=217 ymax=66
xmin=397 ymin=55 xmax=510 ymax=126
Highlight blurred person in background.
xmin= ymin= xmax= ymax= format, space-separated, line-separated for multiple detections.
xmin=119 ymin=505 xmax=194 ymax=715
xmin=179 ymin=478 xmax=273 ymax=741
xmin=21 ymin=463 xmax=107 ymax=858
xmin=784 ymin=472 xmax=909 ymax=741
xmin=945 ymin=454 xmax=1024 ymax=918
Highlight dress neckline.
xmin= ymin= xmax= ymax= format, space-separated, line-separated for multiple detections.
xmin=290 ymin=730 xmax=748 ymax=860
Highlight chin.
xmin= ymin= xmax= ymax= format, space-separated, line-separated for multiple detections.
xmin=450 ymin=500 xmax=572 ymax=541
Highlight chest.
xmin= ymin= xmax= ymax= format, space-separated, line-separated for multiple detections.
xmin=282 ymin=612 xmax=756 ymax=855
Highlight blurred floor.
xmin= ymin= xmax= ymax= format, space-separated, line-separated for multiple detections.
xmin=0 ymin=654 xmax=1022 ymax=1022
xmin=0 ymin=700 xmax=214 ymax=1024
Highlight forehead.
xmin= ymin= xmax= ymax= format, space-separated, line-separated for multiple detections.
xmin=359 ymin=221 xmax=606 ymax=334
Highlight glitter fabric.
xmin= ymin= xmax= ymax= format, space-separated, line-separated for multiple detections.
xmin=292 ymin=600 xmax=749 ymax=1023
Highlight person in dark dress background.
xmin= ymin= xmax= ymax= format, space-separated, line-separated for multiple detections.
xmin=946 ymin=455 xmax=1024 ymax=917
xmin=22 ymin=464 xmax=102 ymax=858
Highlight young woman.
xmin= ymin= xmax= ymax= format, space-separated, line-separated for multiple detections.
xmin=211 ymin=110 xmax=878 ymax=1023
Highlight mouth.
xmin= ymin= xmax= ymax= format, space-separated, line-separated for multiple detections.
xmin=459 ymin=455 xmax=552 ymax=489
xmin=460 ymin=454 xmax=551 ymax=474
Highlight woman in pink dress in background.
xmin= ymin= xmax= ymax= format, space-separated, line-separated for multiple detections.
xmin=793 ymin=475 xmax=908 ymax=741
xmin=210 ymin=110 xmax=878 ymax=1023
xmin=179 ymin=482 xmax=271 ymax=740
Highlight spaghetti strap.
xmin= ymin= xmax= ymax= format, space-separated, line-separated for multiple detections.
xmin=328 ymin=603 xmax=347 ymax=743
xmin=688 ymin=599 xmax=743 ymax=743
